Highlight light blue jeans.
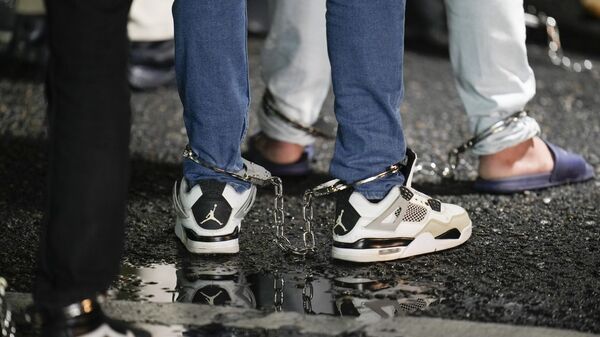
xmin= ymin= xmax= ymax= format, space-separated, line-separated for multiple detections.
xmin=173 ymin=0 xmax=407 ymax=199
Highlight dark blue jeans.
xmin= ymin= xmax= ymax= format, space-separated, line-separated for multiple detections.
xmin=174 ymin=0 xmax=407 ymax=199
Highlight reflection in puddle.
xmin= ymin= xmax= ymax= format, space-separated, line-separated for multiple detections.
xmin=117 ymin=264 xmax=179 ymax=302
xmin=135 ymin=324 xmax=187 ymax=337
xmin=136 ymin=323 xmax=266 ymax=337
xmin=113 ymin=257 xmax=439 ymax=323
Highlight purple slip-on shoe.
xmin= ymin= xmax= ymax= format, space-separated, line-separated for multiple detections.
xmin=473 ymin=141 xmax=595 ymax=194
xmin=244 ymin=134 xmax=314 ymax=177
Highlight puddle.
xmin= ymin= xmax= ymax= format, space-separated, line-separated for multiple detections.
xmin=112 ymin=257 xmax=439 ymax=321
xmin=135 ymin=323 xmax=288 ymax=337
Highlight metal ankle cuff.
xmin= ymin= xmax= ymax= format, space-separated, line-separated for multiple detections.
xmin=262 ymin=90 xmax=334 ymax=140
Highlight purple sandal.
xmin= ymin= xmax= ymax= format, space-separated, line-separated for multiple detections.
xmin=244 ymin=134 xmax=314 ymax=177
xmin=473 ymin=141 xmax=595 ymax=194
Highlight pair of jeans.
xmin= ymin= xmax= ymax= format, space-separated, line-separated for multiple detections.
xmin=259 ymin=0 xmax=540 ymax=156
xmin=35 ymin=0 xmax=132 ymax=309
xmin=174 ymin=0 xmax=407 ymax=199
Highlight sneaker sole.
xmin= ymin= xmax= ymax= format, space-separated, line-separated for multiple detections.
xmin=331 ymin=223 xmax=472 ymax=263
xmin=175 ymin=222 xmax=239 ymax=254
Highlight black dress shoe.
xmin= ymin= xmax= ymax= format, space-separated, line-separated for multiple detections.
xmin=40 ymin=298 xmax=149 ymax=337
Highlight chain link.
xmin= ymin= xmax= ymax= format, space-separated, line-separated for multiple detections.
xmin=414 ymin=110 xmax=529 ymax=179
xmin=525 ymin=8 xmax=594 ymax=73
xmin=182 ymin=146 xmax=318 ymax=256
xmin=183 ymin=110 xmax=529 ymax=257
xmin=271 ymin=176 xmax=317 ymax=256
xmin=183 ymin=144 xmax=408 ymax=256
xmin=184 ymin=143 xmax=406 ymax=256
xmin=273 ymin=272 xmax=285 ymax=312
xmin=0 ymin=278 xmax=17 ymax=337
xmin=274 ymin=159 xmax=408 ymax=255
xmin=302 ymin=275 xmax=314 ymax=314
xmin=271 ymin=273 xmax=315 ymax=313
xmin=183 ymin=110 xmax=529 ymax=256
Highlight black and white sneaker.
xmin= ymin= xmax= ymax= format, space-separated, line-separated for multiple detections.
xmin=331 ymin=150 xmax=472 ymax=262
xmin=40 ymin=298 xmax=149 ymax=337
xmin=173 ymin=179 xmax=257 ymax=254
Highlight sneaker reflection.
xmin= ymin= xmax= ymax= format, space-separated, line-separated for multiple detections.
xmin=117 ymin=257 xmax=437 ymax=320
xmin=333 ymin=277 xmax=436 ymax=321
xmin=176 ymin=258 xmax=256 ymax=309
xmin=174 ymin=257 xmax=437 ymax=319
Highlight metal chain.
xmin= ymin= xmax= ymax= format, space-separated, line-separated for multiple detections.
xmin=183 ymin=143 xmax=408 ymax=256
xmin=525 ymin=8 xmax=594 ymax=73
xmin=414 ymin=110 xmax=529 ymax=179
xmin=302 ymin=275 xmax=314 ymax=314
xmin=264 ymin=8 xmax=594 ymax=254
xmin=273 ymin=272 xmax=285 ymax=312
xmin=0 ymin=278 xmax=16 ymax=337
xmin=183 ymin=111 xmax=527 ymax=257
xmin=271 ymin=177 xmax=317 ymax=256
xmin=182 ymin=146 xmax=317 ymax=256
xmin=276 ymin=159 xmax=408 ymax=256
xmin=271 ymin=273 xmax=314 ymax=313
xmin=260 ymin=10 xmax=595 ymax=181
xmin=263 ymin=91 xmax=335 ymax=140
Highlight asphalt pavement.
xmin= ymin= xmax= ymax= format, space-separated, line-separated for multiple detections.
xmin=1 ymin=26 xmax=600 ymax=336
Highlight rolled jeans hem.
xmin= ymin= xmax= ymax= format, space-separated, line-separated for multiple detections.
xmin=352 ymin=175 xmax=406 ymax=200
xmin=183 ymin=160 xmax=251 ymax=192
xmin=354 ymin=188 xmax=394 ymax=201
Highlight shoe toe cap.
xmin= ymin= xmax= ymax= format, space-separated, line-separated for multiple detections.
xmin=441 ymin=202 xmax=469 ymax=218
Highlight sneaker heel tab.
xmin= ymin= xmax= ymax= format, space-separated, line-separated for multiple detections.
xmin=402 ymin=149 xmax=418 ymax=187
xmin=173 ymin=180 xmax=189 ymax=219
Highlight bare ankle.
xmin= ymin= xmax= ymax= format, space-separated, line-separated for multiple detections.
xmin=254 ymin=134 xmax=304 ymax=164
xmin=478 ymin=137 xmax=554 ymax=180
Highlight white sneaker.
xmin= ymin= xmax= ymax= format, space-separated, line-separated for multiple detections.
xmin=173 ymin=179 xmax=256 ymax=254
xmin=331 ymin=150 xmax=472 ymax=262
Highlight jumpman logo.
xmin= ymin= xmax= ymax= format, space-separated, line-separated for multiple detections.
xmin=333 ymin=210 xmax=348 ymax=233
xmin=200 ymin=204 xmax=223 ymax=226
xmin=200 ymin=290 xmax=223 ymax=305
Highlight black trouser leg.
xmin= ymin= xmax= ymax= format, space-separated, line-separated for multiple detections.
xmin=34 ymin=0 xmax=132 ymax=309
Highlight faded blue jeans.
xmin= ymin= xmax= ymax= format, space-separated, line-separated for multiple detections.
xmin=173 ymin=0 xmax=407 ymax=199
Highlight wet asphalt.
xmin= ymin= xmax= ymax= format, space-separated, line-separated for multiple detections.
xmin=1 ymin=21 xmax=600 ymax=335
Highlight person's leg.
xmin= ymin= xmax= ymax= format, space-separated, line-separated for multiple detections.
xmin=446 ymin=0 xmax=593 ymax=191
xmin=446 ymin=0 xmax=538 ymax=150
xmin=325 ymin=0 xmax=471 ymax=263
xmin=35 ymin=0 xmax=132 ymax=310
xmin=326 ymin=0 xmax=406 ymax=199
xmin=173 ymin=0 xmax=250 ymax=192
xmin=445 ymin=0 xmax=551 ymax=179
xmin=257 ymin=0 xmax=330 ymax=160
xmin=172 ymin=0 xmax=258 ymax=255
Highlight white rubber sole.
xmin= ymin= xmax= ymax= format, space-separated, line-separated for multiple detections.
xmin=175 ymin=222 xmax=239 ymax=254
xmin=331 ymin=224 xmax=472 ymax=263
